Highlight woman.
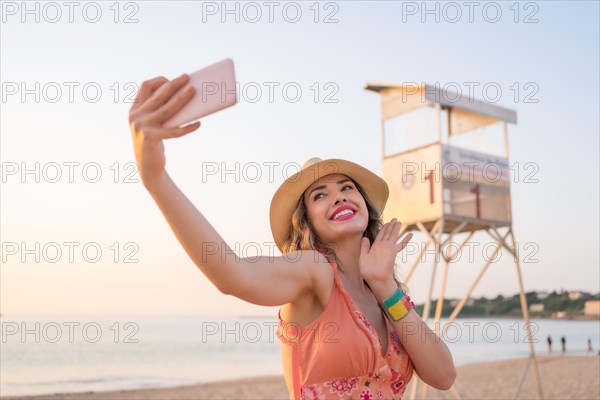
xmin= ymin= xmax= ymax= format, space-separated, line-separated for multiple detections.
xmin=128 ymin=74 xmax=456 ymax=399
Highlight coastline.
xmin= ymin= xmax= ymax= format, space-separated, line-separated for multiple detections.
xmin=419 ymin=314 xmax=600 ymax=321
xmin=3 ymin=355 xmax=598 ymax=400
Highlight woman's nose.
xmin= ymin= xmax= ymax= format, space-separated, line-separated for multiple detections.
xmin=333 ymin=193 xmax=347 ymax=205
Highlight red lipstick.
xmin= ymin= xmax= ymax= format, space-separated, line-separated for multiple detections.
xmin=329 ymin=205 xmax=357 ymax=221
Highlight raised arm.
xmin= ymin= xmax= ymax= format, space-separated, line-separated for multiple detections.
xmin=360 ymin=219 xmax=456 ymax=390
xmin=128 ymin=75 xmax=326 ymax=306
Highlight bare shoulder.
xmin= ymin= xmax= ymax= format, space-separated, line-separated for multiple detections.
xmin=228 ymin=249 xmax=333 ymax=308
xmin=279 ymin=250 xmax=335 ymax=327
xmin=285 ymin=249 xmax=333 ymax=297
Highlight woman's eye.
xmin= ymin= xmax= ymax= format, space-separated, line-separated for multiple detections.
xmin=313 ymin=193 xmax=325 ymax=201
xmin=342 ymin=184 xmax=354 ymax=191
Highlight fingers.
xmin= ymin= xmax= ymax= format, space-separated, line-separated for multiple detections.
xmin=380 ymin=218 xmax=398 ymax=241
xmin=165 ymin=121 xmax=201 ymax=139
xmin=376 ymin=221 xmax=388 ymax=241
xmin=396 ymin=232 xmax=413 ymax=252
xmin=129 ymin=74 xmax=201 ymax=138
xmin=153 ymin=85 xmax=197 ymax=125
xmin=135 ymin=74 xmax=191 ymax=115
xmin=384 ymin=218 xmax=401 ymax=241
xmin=377 ymin=218 xmax=413 ymax=255
xmin=130 ymin=76 xmax=168 ymax=114
xmin=144 ymin=121 xmax=201 ymax=141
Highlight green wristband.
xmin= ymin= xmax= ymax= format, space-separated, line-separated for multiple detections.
xmin=382 ymin=287 xmax=404 ymax=308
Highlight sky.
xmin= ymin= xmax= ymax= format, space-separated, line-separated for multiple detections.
xmin=1 ymin=0 xmax=599 ymax=317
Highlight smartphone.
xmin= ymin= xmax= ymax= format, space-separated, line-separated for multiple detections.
xmin=162 ymin=58 xmax=237 ymax=128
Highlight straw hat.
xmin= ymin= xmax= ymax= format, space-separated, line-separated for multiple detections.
xmin=269 ymin=157 xmax=389 ymax=252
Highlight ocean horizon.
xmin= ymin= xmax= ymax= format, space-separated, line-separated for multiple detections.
xmin=1 ymin=315 xmax=598 ymax=397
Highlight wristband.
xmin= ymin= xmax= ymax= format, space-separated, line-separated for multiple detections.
xmin=381 ymin=287 xmax=415 ymax=321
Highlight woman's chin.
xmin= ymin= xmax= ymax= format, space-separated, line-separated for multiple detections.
xmin=320 ymin=222 xmax=367 ymax=241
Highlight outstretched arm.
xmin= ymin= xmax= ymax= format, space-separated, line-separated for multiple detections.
xmin=143 ymin=170 xmax=326 ymax=305
xmin=128 ymin=75 xmax=325 ymax=306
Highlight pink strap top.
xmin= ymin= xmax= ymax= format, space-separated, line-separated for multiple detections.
xmin=276 ymin=260 xmax=414 ymax=400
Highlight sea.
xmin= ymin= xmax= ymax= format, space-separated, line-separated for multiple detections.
xmin=1 ymin=315 xmax=598 ymax=397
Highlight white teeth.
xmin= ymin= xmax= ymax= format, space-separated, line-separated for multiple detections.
xmin=333 ymin=209 xmax=354 ymax=220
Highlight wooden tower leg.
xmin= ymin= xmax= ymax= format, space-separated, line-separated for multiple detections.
xmin=509 ymin=227 xmax=544 ymax=400
xmin=421 ymin=219 xmax=445 ymax=399
xmin=409 ymin=220 xmax=443 ymax=400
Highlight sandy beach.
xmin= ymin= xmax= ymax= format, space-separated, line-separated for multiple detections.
xmin=3 ymin=355 xmax=598 ymax=400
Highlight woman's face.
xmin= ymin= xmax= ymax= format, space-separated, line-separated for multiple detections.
xmin=303 ymin=173 xmax=369 ymax=245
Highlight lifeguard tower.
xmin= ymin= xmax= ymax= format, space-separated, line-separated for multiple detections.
xmin=364 ymin=82 xmax=543 ymax=400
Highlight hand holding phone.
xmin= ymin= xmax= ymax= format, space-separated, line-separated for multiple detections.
xmin=162 ymin=58 xmax=237 ymax=128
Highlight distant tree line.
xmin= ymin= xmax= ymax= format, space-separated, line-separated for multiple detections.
xmin=414 ymin=290 xmax=600 ymax=318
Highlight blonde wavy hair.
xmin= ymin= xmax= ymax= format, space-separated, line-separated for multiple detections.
xmin=280 ymin=179 xmax=409 ymax=293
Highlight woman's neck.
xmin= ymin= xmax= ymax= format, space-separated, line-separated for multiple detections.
xmin=330 ymin=235 xmax=367 ymax=289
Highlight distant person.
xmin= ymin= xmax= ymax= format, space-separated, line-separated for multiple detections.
xmin=561 ymin=336 xmax=566 ymax=353
xmin=587 ymin=338 xmax=593 ymax=355
xmin=547 ymin=335 xmax=553 ymax=353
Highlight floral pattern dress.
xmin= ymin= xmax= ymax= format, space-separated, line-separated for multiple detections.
xmin=276 ymin=261 xmax=414 ymax=400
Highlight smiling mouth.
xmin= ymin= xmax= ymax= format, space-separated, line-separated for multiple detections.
xmin=330 ymin=208 xmax=356 ymax=221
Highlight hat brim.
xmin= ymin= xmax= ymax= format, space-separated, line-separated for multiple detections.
xmin=269 ymin=159 xmax=389 ymax=252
